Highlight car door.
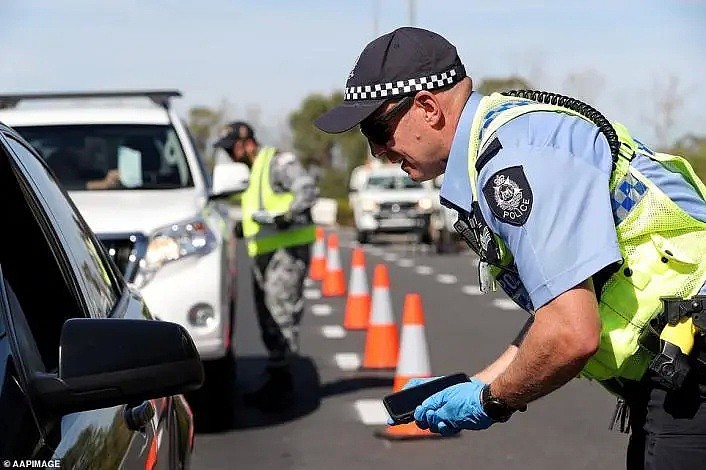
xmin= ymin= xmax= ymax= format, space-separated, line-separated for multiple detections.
xmin=0 ymin=130 xmax=170 ymax=468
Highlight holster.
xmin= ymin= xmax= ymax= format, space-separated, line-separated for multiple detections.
xmin=606 ymin=296 xmax=706 ymax=433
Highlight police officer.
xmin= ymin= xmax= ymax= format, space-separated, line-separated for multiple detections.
xmin=315 ymin=27 xmax=706 ymax=468
xmin=214 ymin=122 xmax=318 ymax=411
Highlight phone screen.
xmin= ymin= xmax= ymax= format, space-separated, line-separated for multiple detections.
xmin=384 ymin=374 xmax=469 ymax=421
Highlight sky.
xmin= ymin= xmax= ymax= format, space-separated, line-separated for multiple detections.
xmin=1 ymin=0 xmax=705 ymax=148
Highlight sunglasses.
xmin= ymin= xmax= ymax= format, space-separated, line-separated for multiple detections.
xmin=360 ymin=95 xmax=415 ymax=148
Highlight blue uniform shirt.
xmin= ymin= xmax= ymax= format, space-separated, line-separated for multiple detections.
xmin=441 ymin=92 xmax=706 ymax=311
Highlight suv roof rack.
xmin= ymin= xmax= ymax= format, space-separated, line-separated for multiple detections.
xmin=0 ymin=89 xmax=182 ymax=110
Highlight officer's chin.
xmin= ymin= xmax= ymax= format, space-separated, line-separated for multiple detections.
xmin=405 ymin=166 xmax=435 ymax=183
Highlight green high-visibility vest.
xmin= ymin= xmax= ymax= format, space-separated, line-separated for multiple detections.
xmin=241 ymin=147 xmax=316 ymax=257
xmin=466 ymin=93 xmax=706 ymax=383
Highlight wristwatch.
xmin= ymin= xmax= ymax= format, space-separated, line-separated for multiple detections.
xmin=480 ymin=384 xmax=523 ymax=423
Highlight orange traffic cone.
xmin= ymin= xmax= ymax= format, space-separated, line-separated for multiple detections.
xmin=309 ymin=227 xmax=326 ymax=281
xmin=343 ymin=247 xmax=371 ymax=330
xmin=376 ymin=293 xmax=444 ymax=440
xmin=361 ymin=264 xmax=398 ymax=369
xmin=322 ymin=233 xmax=346 ymax=297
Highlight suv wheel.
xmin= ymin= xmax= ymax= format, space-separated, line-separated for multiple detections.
xmin=419 ymin=229 xmax=433 ymax=245
xmin=189 ymin=300 xmax=237 ymax=432
xmin=357 ymin=230 xmax=369 ymax=244
xmin=435 ymin=229 xmax=456 ymax=254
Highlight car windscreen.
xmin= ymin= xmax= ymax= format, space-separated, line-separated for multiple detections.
xmin=13 ymin=124 xmax=193 ymax=191
xmin=365 ymin=174 xmax=423 ymax=190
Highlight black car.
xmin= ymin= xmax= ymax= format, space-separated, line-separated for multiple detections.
xmin=0 ymin=122 xmax=203 ymax=467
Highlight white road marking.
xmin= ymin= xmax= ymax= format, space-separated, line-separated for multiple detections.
xmin=436 ymin=274 xmax=458 ymax=284
xmin=304 ymin=278 xmax=315 ymax=287
xmin=383 ymin=253 xmax=398 ymax=262
xmin=334 ymin=353 xmax=361 ymax=371
xmin=321 ymin=325 xmax=347 ymax=339
xmin=462 ymin=285 xmax=483 ymax=296
xmin=304 ymin=289 xmax=321 ymax=300
xmin=311 ymin=304 xmax=333 ymax=316
xmin=397 ymin=258 xmax=414 ymax=268
xmin=368 ymin=247 xmax=383 ymax=257
xmin=354 ymin=399 xmax=390 ymax=425
xmin=493 ymin=298 xmax=520 ymax=310
xmin=415 ymin=265 xmax=434 ymax=275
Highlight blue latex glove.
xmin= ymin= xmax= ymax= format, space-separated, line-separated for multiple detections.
xmin=413 ymin=379 xmax=493 ymax=436
xmin=386 ymin=377 xmax=442 ymax=426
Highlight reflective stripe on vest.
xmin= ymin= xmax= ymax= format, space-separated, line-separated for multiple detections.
xmin=465 ymin=93 xmax=706 ymax=382
xmin=241 ymin=147 xmax=316 ymax=256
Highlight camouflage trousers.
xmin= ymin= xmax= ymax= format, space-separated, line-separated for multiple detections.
xmin=252 ymin=244 xmax=311 ymax=367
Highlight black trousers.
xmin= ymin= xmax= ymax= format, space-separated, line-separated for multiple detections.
xmin=626 ymin=372 xmax=706 ymax=469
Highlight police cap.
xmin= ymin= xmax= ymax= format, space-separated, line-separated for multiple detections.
xmin=314 ymin=27 xmax=466 ymax=134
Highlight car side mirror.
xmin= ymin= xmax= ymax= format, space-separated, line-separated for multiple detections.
xmin=30 ymin=318 xmax=204 ymax=416
xmin=210 ymin=161 xmax=250 ymax=199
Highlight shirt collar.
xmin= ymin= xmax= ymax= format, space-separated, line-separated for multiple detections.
xmin=439 ymin=91 xmax=483 ymax=214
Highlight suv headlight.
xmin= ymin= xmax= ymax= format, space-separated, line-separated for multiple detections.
xmin=134 ymin=216 xmax=217 ymax=288
xmin=361 ymin=199 xmax=379 ymax=212
xmin=417 ymin=197 xmax=433 ymax=212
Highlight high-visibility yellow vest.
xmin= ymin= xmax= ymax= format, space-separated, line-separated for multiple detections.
xmin=465 ymin=93 xmax=706 ymax=382
xmin=241 ymin=147 xmax=316 ymax=257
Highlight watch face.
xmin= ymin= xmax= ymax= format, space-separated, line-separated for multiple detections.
xmin=481 ymin=386 xmax=514 ymax=422
xmin=483 ymin=399 xmax=513 ymax=422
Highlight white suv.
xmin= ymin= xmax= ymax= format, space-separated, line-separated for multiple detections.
xmin=0 ymin=90 xmax=249 ymax=426
xmin=349 ymin=163 xmax=436 ymax=244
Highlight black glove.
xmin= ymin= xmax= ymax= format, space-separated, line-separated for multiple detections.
xmin=274 ymin=212 xmax=293 ymax=230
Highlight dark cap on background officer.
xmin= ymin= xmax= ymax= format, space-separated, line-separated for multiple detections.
xmin=214 ymin=121 xmax=258 ymax=166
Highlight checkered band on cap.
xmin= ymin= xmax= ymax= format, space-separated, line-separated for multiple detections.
xmin=344 ymin=65 xmax=465 ymax=101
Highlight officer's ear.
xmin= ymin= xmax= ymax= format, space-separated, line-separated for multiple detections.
xmin=413 ymin=91 xmax=443 ymax=129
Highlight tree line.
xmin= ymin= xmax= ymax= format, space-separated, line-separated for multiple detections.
xmin=188 ymin=75 xmax=706 ymax=199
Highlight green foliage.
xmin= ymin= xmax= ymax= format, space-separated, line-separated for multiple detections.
xmin=289 ymin=93 xmax=336 ymax=168
xmin=289 ymin=91 xmax=368 ymax=170
xmin=336 ymin=197 xmax=354 ymax=226
xmin=317 ymin=168 xmax=349 ymax=199
xmin=477 ymin=76 xmax=533 ymax=95
xmin=188 ymin=105 xmax=226 ymax=156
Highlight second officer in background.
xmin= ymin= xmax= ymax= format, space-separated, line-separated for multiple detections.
xmin=215 ymin=122 xmax=318 ymax=412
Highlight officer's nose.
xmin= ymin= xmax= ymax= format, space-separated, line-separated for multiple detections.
xmin=368 ymin=141 xmax=389 ymax=160
xmin=385 ymin=151 xmax=403 ymax=164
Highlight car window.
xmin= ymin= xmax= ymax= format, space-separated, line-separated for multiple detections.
xmin=0 ymin=138 xmax=88 ymax=371
xmin=14 ymin=124 xmax=193 ymax=191
xmin=366 ymin=174 xmax=423 ymax=190
xmin=6 ymin=137 xmax=120 ymax=318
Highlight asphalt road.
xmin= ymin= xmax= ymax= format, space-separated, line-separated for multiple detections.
xmin=191 ymin=228 xmax=629 ymax=470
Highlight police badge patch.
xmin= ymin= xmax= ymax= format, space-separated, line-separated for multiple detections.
xmin=482 ymin=166 xmax=533 ymax=226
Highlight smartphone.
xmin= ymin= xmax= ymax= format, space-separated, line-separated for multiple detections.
xmin=383 ymin=373 xmax=470 ymax=425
